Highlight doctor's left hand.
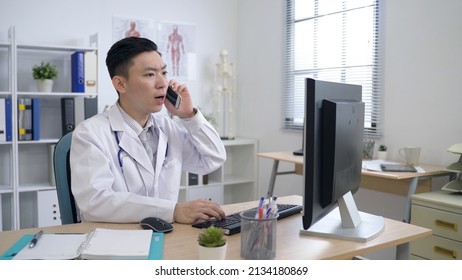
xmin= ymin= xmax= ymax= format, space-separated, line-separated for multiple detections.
xmin=173 ymin=199 xmax=226 ymax=224
xmin=165 ymin=80 xmax=196 ymax=119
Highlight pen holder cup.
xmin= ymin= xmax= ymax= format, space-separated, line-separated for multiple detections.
xmin=240 ymin=210 xmax=278 ymax=260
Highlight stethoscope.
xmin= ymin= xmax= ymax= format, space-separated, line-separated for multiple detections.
xmin=114 ymin=130 xmax=169 ymax=170
xmin=113 ymin=131 xmax=150 ymax=196
xmin=114 ymin=131 xmax=124 ymax=169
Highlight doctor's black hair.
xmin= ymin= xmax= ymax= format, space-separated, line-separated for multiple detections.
xmin=106 ymin=37 xmax=161 ymax=79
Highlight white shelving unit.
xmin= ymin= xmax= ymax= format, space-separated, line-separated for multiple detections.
xmin=178 ymin=138 xmax=258 ymax=205
xmin=0 ymin=26 xmax=98 ymax=231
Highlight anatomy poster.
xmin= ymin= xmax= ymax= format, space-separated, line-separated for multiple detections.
xmin=157 ymin=21 xmax=196 ymax=80
xmin=112 ymin=16 xmax=155 ymax=42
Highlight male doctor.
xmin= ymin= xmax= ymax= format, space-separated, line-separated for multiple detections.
xmin=70 ymin=37 xmax=227 ymax=224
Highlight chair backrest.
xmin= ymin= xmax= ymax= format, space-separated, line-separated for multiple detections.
xmin=54 ymin=132 xmax=78 ymax=224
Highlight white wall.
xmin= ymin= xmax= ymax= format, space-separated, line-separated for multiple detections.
xmin=236 ymin=0 xmax=302 ymax=199
xmin=0 ymin=0 xmax=239 ymax=114
xmin=382 ymin=0 xmax=462 ymax=166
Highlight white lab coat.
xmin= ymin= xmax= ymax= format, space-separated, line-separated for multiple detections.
xmin=70 ymin=104 xmax=226 ymax=223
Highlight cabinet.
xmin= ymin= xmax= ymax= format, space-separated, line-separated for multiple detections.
xmin=0 ymin=26 xmax=98 ymax=231
xmin=410 ymin=190 xmax=462 ymax=260
xmin=178 ymin=138 xmax=258 ymax=205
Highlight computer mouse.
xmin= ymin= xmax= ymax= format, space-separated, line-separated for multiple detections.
xmin=140 ymin=217 xmax=173 ymax=233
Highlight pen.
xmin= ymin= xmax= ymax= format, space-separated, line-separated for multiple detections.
xmin=256 ymin=196 xmax=265 ymax=218
xmin=265 ymin=207 xmax=272 ymax=218
xmin=28 ymin=230 xmax=43 ymax=248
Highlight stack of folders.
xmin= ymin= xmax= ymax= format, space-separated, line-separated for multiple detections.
xmin=2 ymin=228 xmax=163 ymax=260
xmin=71 ymin=50 xmax=97 ymax=93
xmin=17 ymin=98 xmax=40 ymax=141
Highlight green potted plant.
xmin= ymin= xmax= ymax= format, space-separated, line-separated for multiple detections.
xmin=197 ymin=225 xmax=227 ymax=259
xmin=378 ymin=144 xmax=387 ymax=160
xmin=32 ymin=62 xmax=58 ymax=92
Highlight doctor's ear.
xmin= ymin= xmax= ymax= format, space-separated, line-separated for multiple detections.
xmin=112 ymin=76 xmax=127 ymax=94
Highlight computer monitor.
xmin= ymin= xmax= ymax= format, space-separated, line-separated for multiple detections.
xmin=300 ymin=78 xmax=384 ymax=242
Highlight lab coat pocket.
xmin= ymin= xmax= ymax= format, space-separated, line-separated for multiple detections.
xmin=161 ymin=158 xmax=181 ymax=194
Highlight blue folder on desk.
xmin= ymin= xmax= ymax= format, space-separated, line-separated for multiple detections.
xmin=0 ymin=232 xmax=164 ymax=260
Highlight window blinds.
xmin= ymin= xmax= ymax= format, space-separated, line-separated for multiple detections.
xmin=283 ymin=0 xmax=383 ymax=137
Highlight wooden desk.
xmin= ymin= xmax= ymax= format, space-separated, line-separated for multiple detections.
xmin=257 ymin=152 xmax=455 ymax=223
xmin=0 ymin=195 xmax=431 ymax=260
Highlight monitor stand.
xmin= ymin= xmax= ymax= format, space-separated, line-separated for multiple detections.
xmin=300 ymin=192 xmax=385 ymax=242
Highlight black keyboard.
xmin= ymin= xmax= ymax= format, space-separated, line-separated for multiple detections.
xmin=192 ymin=204 xmax=303 ymax=235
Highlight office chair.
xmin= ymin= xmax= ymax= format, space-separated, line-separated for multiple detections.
xmin=54 ymin=132 xmax=79 ymax=224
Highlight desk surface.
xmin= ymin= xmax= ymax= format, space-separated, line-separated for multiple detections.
xmin=257 ymin=152 xmax=451 ymax=180
xmin=0 ymin=195 xmax=431 ymax=260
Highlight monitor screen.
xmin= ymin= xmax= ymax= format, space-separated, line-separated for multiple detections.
xmin=300 ymin=78 xmax=384 ymax=242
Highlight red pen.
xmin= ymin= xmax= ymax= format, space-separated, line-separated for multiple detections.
xmin=258 ymin=207 xmax=263 ymax=219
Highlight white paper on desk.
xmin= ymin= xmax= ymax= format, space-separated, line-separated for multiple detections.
xmin=14 ymin=233 xmax=87 ymax=260
xmin=362 ymin=160 xmax=395 ymax=171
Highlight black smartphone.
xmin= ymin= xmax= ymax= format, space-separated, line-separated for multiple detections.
xmin=166 ymin=86 xmax=182 ymax=109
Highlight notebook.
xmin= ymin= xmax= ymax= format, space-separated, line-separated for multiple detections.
xmin=2 ymin=228 xmax=161 ymax=260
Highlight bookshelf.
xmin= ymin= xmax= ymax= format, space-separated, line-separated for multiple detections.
xmin=178 ymin=138 xmax=258 ymax=205
xmin=0 ymin=26 xmax=98 ymax=231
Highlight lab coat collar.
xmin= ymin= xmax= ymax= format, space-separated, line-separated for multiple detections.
xmin=107 ymin=105 xmax=155 ymax=177
xmin=107 ymin=104 xmax=169 ymax=183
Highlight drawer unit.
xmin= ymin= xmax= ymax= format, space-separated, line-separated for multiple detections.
xmin=411 ymin=235 xmax=462 ymax=260
xmin=411 ymin=191 xmax=462 ymax=259
xmin=411 ymin=204 xmax=462 ymax=242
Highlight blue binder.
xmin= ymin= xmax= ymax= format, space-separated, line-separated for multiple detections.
xmin=32 ymin=98 xmax=40 ymax=140
xmin=71 ymin=51 xmax=85 ymax=92
xmin=5 ymin=97 xmax=12 ymax=141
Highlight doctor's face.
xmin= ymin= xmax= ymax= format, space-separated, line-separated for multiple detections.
xmin=118 ymin=51 xmax=168 ymax=121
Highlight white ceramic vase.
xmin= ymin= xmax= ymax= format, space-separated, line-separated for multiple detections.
xmin=377 ymin=151 xmax=387 ymax=160
xmin=198 ymin=243 xmax=227 ymax=260
xmin=37 ymin=79 xmax=54 ymax=92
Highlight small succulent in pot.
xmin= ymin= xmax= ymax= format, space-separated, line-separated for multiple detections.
xmin=198 ymin=226 xmax=226 ymax=248
xmin=32 ymin=62 xmax=58 ymax=81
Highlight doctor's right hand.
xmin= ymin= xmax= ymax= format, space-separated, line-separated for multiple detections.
xmin=173 ymin=199 xmax=226 ymax=224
